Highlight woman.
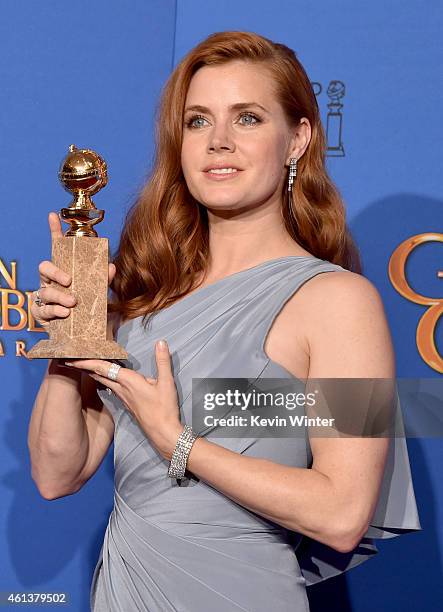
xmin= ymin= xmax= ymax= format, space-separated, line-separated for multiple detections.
xmin=28 ymin=31 xmax=421 ymax=611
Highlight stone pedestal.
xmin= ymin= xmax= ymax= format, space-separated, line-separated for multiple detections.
xmin=28 ymin=236 xmax=128 ymax=359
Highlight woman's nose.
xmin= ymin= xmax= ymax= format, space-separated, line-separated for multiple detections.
xmin=207 ymin=122 xmax=235 ymax=152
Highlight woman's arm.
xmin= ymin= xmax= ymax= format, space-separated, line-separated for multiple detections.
xmin=28 ymin=364 xmax=115 ymax=499
xmin=182 ymin=272 xmax=392 ymax=554
xmin=28 ymin=315 xmax=117 ymax=499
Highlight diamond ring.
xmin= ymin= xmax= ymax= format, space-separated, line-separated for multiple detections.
xmin=107 ymin=363 xmax=121 ymax=381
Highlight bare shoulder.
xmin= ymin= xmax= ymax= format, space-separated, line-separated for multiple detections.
xmin=265 ymin=270 xmax=394 ymax=379
xmin=265 ymin=270 xmax=384 ymax=379
xmin=299 ymin=270 xmax=395 ymax=378
xmin=299 ymin=270 xmax=386 ymax=318
xmin=298 ymin=270 xmax=387 ymax=332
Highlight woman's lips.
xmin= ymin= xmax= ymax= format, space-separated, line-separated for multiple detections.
xmin=203 ymin=170 xmax=243 ymax=181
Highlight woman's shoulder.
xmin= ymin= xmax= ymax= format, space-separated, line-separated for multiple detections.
xmin=301 ymin=268 xmax=383 ymax=311
xmin=278 ymin=268 xmax=387 ymax=351
xmin=295 ymin=268 xmax=393 ymax=376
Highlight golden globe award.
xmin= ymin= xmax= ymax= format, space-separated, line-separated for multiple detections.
xmin=28 ymin=145 xmax=128 ymax=359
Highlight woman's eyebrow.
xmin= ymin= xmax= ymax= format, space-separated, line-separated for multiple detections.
xmin=184 ymin=102 xmax=270 ymax=114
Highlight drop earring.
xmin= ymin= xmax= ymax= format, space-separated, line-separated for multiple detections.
xmin=287 ymin=157 xmax=297 ymax=192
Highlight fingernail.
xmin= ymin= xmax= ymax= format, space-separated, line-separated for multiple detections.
xmin=65 ymin=361 xmax=74 ymax=366
xmin=157 ymin=339 xmax=168 ymax=350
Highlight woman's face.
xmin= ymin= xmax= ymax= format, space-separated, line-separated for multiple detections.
xmin=181 ymin=60 xmax=309 ymax=213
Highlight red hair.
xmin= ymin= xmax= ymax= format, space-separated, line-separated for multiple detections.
xmin=108 ymin=31 xmax=362 ymax=326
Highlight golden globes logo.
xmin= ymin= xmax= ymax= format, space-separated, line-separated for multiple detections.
xmin=389 ymin=233 xmax=443 ymax=374
xmin=0 ymin=258 xmax=44 ymax=357
xmin=312 ymin=80 xmax=346 ymax=158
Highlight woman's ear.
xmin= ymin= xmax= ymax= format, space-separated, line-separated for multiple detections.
xmin=286 ymin=118 xmax=312 ymax=165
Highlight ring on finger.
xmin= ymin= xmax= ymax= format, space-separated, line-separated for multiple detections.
xmin=107 ymin=363 xmax=121 ymax=381
xmin=34 ymin=288 xmax=44 ymax=307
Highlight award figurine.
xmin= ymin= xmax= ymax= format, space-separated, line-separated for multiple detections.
xmin=28 ymin=145 xmax=128 ymax=359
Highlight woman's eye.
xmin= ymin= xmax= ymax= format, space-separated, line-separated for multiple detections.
xmin=185 ymin=115 xmax=208 ymax=128
xmin=238 ymin=112 xmax=260 ymax=126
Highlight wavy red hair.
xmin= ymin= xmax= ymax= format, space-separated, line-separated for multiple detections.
xmin=108 ymin=31 xmax=362 ymax=327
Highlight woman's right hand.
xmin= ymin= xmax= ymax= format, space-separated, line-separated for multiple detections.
xmin=31 ymin=212 xmax=116 ymax=329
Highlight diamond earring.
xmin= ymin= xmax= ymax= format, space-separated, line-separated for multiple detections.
xmin=287 ymin=158 xmax=297 ymax=192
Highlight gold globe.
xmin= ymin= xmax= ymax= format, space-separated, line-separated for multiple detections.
xmin=59 ymin=144 xmax=108 ymax=200
xmin=59 ymin=144 xmax=107 ymax=237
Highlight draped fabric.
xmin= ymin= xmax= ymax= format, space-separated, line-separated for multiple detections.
xmin=90 ymin=256 xmax=421 ymax=611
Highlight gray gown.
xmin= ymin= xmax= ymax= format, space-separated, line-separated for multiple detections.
xmin=90 ymin=255 xmax=421 ymax=611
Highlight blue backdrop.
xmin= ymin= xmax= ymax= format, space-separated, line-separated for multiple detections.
xmin=1 ymin=1 xmax=441 ymax=610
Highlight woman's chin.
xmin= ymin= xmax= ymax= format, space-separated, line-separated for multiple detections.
xmin=196 ymin=191 xmax=243 ymax=208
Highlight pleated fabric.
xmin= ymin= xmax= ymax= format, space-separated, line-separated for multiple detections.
xmin=90 ymin=256 xmax=421 ymax=611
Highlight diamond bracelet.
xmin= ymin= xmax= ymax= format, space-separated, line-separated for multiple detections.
xmin=167 ymin=425 xmax=199 ymax=479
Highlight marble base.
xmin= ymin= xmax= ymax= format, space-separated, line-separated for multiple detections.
xmin=28 ymin=235 xmax=128 ymax=359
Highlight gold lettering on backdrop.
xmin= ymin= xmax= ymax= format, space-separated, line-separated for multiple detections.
xmin=0 ymin=259 xmax=46 ymax=333
xmin=16 ymin=341 xmax=29 ymax=358
xmin=0 ymin=260 xmax=17 ymax=289
xmin=0 ymin=340 xmax=4 ymax=356
xmin=1 ymin=289 xmax=27 ymax=331
xmin=389 ymin=233 xmax=443 ymax=373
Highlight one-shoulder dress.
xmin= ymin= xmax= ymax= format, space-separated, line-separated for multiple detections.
xmin=90 ymin=255 xmax=421 ymax=611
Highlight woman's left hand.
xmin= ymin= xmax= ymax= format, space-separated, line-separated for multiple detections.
xmin=63 ymin=339 xmax=184 ymax=461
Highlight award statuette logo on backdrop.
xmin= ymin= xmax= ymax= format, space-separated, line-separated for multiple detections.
xmin=27 ymin=145 xmax=128 ymax=360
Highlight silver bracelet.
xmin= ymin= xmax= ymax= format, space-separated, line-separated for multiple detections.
xmin=168 ymin=425 xmax=199 ymax=479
